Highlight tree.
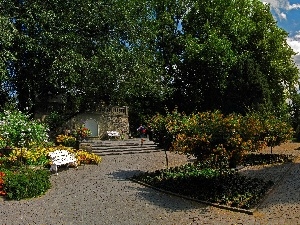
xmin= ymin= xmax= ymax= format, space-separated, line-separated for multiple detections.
xmin=174 ymin=0 xmax=299 ymax=115
xmin=0 ymin=0 xmax=298 ymax=132
xmin=0 ymin=0 xmax=174 ymax=124
xmin=0 ymin=14 xmax=17 ymax=108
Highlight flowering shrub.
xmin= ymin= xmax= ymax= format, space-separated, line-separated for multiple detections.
xmin=0 ymin=171 xmax=6 ymax=196
xmin=149 ymin=110 xmax=294 ymax=167
xmin=74 ymin=125 xmax=91 ymax=139
xmin=5 ymin=146 xmax=101 ymax=166
xmin=56 ymin=134 xmax=76 ymax=147
xmin=0 ymin=110 xmax=49 ymax=148
xmin=0 ymin=110 xmax=101 ymax=200
xmin=75 ymin=150 xmax=102 ymax=165
xmin=149 ymin=109 xmax=182 ymax=150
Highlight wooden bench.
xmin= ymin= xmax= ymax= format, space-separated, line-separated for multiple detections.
xmin=107 ymin=131 xmax=120 ymax=139
xmin=49 ymin=150 xmax=78 ymax=175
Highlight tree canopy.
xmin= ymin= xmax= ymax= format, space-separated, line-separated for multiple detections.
xmin=0 ymin=0 xmax=298 ymax=127
xmin=175 ymin=0 xmax=299 ymax=114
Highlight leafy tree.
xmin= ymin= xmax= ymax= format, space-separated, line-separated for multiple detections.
xmin=174 ymin=0 xmax=299 ymax=115
xmin=0 ymin=0 xmax=174 ymax=124
xmin=0 ymin=0 xmax=298 ymax=132
xmin=0 ymin=14 xmax=17 ymax=108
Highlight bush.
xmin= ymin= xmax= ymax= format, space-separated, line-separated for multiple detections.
xmin=149 ymin=109 xmax=294 ymax=167
xmin=56 ymin=134 xmax=76 ymax=148
xmin=3 ymin=167 xmax=51 ymax=200
xmin=5 ymin=146 xmax=102 ymax=167
xmin=0 ymin=110 xmax=49 ymax=148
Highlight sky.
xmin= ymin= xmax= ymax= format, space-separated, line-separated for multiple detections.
xmin=262 ymin=0 xmax=300 ymax=68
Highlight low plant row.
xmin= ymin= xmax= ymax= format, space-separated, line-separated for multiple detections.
xmin=1 ymin=145 xmax=101 ymax=167
xmin=131 ymin=160 xmax=275 ymax=210
xmin=241 ymin=153 xmax=295 ymax=166
xmin=131 ymin=152 xmax=295 ymax=209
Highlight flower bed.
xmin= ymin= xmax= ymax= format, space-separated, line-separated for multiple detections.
xmin=130 ymin=153 xmax=293 ymax=211
xmin=0 ymin=109 xmax=102 ymax=200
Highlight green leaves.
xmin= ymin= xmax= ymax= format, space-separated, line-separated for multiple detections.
xmin=175 ymin=0 xmax=299 ymax=114
xmin=149 ymin=109 xmax=294 ymax=164
xmin=0 ymin=0 xmax=298 ymax=132
xmin=0 ymin=109 xmax=49 ymax=148
xmin=3 ymin=167 xmax=51 ymax=200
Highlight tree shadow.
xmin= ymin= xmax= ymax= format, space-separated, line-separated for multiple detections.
xmin=108 ymin=169 xmax=209 ymax=213
xmin=130 ymin=184 xmax=210 ymax=213
xmin=108 ymin=169 xmax=145 ymax=180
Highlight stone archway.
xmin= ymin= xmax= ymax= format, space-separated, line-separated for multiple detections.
xmin=84 ymin=119 xmax=98 ymax=137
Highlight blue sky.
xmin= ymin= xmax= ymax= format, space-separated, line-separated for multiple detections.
xmin=262 ymin=0 xmax=300 ymax=68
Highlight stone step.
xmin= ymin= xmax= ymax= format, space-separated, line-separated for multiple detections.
xmin=85 ymin=138 xmax=163 ymax=156
xmin=93 ymin=148 xmax=162 ymax=156
xmin=92 ymin=145 xmax=159 ymax=150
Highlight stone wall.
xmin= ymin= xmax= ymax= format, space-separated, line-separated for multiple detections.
xmin=68 ymin=106 xmax=129 ymax=140
xmin=36 ymin=106 xmax=129 ymax=140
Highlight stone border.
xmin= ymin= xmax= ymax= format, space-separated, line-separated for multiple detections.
xmin=253 ymin=160 xmax=297 ymax=209
xmin=129 ymin=158 xmax=299 ymax=215
xmin=128 ymin=178 xmax=257 ymax=215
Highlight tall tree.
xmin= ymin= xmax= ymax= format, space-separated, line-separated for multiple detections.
xmin=0 ymin=0 xmax=175 ymax=120
xmin=0 ymin=14 xmax=16 ymax=107
xmin=175 ymin=0 xmax=299 ymax=114
xmin=0 ymin=0 xmax=298 ymax=128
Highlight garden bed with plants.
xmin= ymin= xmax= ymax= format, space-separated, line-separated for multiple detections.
xmin=130 ymin=153 xmax=294 ymax=211
xmin=0 ymin=109 xmax=102 ymax=200
xmin=132 ymin=109 xmax=297 ymax=212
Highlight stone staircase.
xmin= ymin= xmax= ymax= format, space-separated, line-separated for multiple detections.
xmin=85 ymin=138 xmax=163 ymax=156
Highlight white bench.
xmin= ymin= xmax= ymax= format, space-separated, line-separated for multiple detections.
xmin=49 ymin=150 xmax=78 ymax=175
xmin=107 ymin=131 xmax=120 ymax=139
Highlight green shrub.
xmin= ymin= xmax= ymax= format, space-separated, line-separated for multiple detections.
xmin=3 ymin=167 xmax=51 ymax=200
xmin=0 ymin=109 xmax=49 ymax=148
xmin=149 ymin=109 xmax=294 ymax=167
xmin=148 ymin=110 xmax=178 ymax=150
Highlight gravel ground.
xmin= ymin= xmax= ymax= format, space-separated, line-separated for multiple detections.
xmin=1 ymin=142 xmax=300 ymax=225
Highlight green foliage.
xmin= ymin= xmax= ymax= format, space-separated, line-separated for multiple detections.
xmin=173 ymin=0 xmax=299 ymax=114
xmin=56 ymin=134 xmax=77 ymax=148
xmin=149 ymin=109 xmax=294 ymax=166
xmin=3 ymin=167 xmax=51 ymax=200
xmin=44 ymin=111 xmax=65 ymax=134
xmin=0 ymin=0 xmax=298 ymax=133
xmin=0 ymin=109 xmax=49 ymax=148
xmin=0 ymin=0 xmax=172 ymax=120
xmin=132 ymin=161 xmax=274 ymax=209
xmin=136 ymin=163 xmax=220 ymax=184
xmin=288 ymin=90 xmax=300 ymax=141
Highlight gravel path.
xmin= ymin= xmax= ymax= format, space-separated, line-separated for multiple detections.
xmin=1 ymin=143 xmax=300 ymax=225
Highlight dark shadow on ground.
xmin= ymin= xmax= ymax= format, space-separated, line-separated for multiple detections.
xmin=108 ymin=169 xmax=210 ymax=212
xmin=108 ymin=169 xmax=145 ymax=180
xmin=132 ymin=184 xmax=210 ymax=213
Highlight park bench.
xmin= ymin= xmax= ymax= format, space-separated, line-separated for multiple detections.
xmin=107 ymin=131 xmax=120 ymax=139
xmin=49 ymin=150 xmax=78 ymax=175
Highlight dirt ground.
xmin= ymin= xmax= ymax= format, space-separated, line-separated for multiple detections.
xmin=260 ymin=141 xmax=300 ymax=158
